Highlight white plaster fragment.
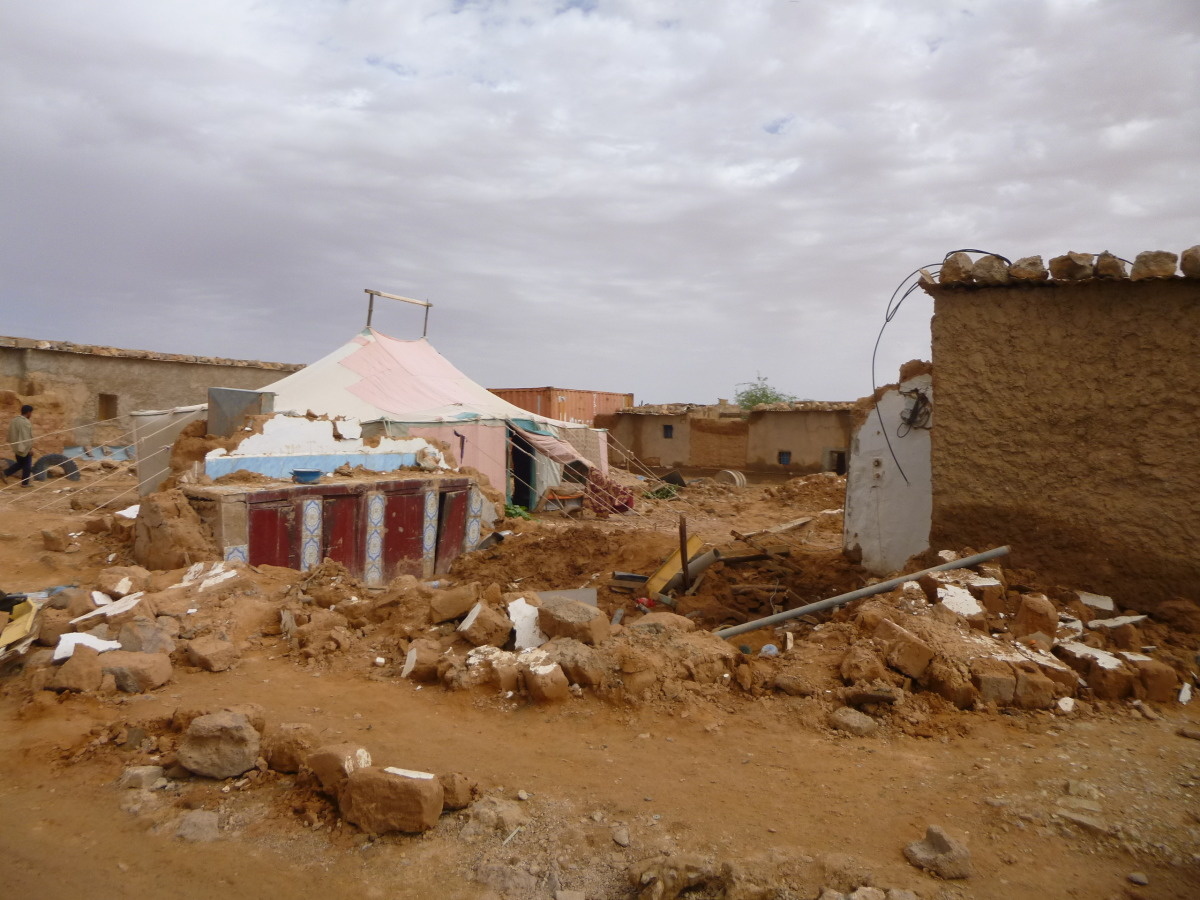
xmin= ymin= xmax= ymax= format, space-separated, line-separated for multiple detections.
xmin=1059 ymin=617 xmax=1085 ymax=639
xmin=91 ymin=590 xmax=112 ymax=607
xmin=938 ymin=584 xmax=983 ymax=617
xmin=458 ymin=602 xmax=484 ymax=633
xmin=113 ymin=576 xmax=132 ymax=597
xmin=383 ymin=767 xmax=435 ymax=780
xmin=508 ymin=598 xmax=547 ymax=650
xmin=1057 ymin=697 xmax=1076 ymax=714
xmin=200 ymin=568 xmax=238 ymax=591
xmin=1117 ymin=651 xmax=1152 ymax=663
xmin=1087 ymin=615 xmax=1147 ymax=630
xmin=115 ymin=505 xmax=140 ymax=519
xmin=1058 ymin=640 xmax=1123 ymax=670
xmin=1076 ymin=591 xmax=1115 ymax=613
xmin=53 ymin=633 xmax=122 ymax=661
xmin=1180 ymin=682 xmax=1193 ymax=704
xmin=70 ymin=592 xmax=144 ymax=624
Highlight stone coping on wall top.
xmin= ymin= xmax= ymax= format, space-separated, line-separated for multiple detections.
xmin=921 ymin=275 xmax=1200 ymax=294
xmin=0 ymin=334 xmax=302 ymax=371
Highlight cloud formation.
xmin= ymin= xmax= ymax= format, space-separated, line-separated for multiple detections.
xmin=2 ymin=1 xmax=1197 ymax=403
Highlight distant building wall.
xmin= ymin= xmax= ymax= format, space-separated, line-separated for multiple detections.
xmin=489 ymin=386 xmax=634 ymax=426
xmin=603 ymin=404 xmax=853 ymax=474
xmin=926 ymin=277 xmax=1200 ymax=608
xmin=746 ymin=409 xmax=852 ymax=473
xmin=601 ymin=413 xmax=690 ymax=468
xmin=0 ymin=335 xmax=300 ymax=453
xmin=689 ymin=418 xmax=748 ymax=468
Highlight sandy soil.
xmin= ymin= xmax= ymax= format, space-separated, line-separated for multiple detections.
xmin=1 ymin=464 xmax=1198 ymax=900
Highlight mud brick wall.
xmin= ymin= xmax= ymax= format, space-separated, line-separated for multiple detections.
xmin=689 ymin=418 xmax=747 ymax=468
xmin=927 ymin=278 xmax=1200 ymax=608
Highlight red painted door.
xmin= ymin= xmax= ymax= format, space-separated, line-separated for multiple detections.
xmin=248 ymin=502 xmax=298 ymax=568
xmin=434 ymin=490 xmax=468 ymax=575
xmin=322 ymin=494 xmax=362 ymax=576
xmin=383 ymin=492 xmax=425 ymax=578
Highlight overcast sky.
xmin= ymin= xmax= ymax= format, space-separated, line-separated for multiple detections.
xmin=2 ymin=1 xmax=1197 ymax=404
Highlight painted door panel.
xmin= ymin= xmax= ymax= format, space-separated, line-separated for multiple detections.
xmin=248 ymin=502 xmax=298 ymax=569
xmin=383 ymin=492 xmax=426 ymax=577
xmin=434 ymin=490 xmax=468 ymax=575
xmin=322 ymin=494 xmax=362 ymax=576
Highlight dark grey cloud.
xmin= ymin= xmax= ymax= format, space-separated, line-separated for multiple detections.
xmin=1 ymin=0 xmax=1196 ymax=404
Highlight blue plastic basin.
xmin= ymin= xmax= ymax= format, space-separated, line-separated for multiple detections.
xmin=291 ymin=469 xmax=322 ymax=484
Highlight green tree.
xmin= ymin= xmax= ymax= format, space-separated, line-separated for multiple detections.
xmin=734 ymin=375 xmax=798 ymax=408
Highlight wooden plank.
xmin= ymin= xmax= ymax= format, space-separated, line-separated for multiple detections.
xmin=644 ymin=535 xmax=703 ymax=597
xmin=740 ymin=516 xmax=814 ymax=540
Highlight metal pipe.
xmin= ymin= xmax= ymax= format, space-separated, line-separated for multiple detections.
xmin=713 ymin=545 xmax=1010 ymax=640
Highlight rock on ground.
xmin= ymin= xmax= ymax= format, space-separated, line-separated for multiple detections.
xmin=338 ymin=766 xmax=444 ymax=834
xmin=262 ymin=722 xmax=318 ymax=774
xmin=175 ymin=809 xmax=220 ymax=842
xmin=177 ymin=711 xmax=261 ymax=779
xmin=903 ymin=825 xmax=972 ymax=879
xmin=829 ymin=706 xmax=878 ymax=737
xmin=100 ymin=651 xmax=172 ymax=693
xmin=186 ymin=635 xmax=239 ymax=672
xmin=306 ymin=743 xmax=372 ymax=795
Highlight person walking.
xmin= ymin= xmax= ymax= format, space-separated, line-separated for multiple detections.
xmin=3 ymin=405 xmax=34 ymax=487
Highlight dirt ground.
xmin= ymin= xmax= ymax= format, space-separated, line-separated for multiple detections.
xmin=1 ymin=463 xmax=1198 ymax=900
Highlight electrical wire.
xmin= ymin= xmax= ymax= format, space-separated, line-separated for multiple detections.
xmin=869 ymin=248 xmax=1010 ymax=484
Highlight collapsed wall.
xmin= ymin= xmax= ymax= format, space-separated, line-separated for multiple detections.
xmin=924 ymin=247 xmax=1200 ymax=608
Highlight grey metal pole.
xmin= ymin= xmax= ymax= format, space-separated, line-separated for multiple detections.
xmin=713 ymin=545 xmax=1010 ymax=640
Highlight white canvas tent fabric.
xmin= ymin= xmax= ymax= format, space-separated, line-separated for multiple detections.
xmin=260 ymin=329 xmax=607 ymax=498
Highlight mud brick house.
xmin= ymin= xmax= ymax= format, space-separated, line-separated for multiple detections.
xmin=921 ymin=248 xmax=1200 ymax=607
xmin=488 ymin=386 xmax=634 ymax=426
xmin=0 ymin=334 xmax=299 ymax=452
xmin=599 ymin=400 xmax=852 ymax=475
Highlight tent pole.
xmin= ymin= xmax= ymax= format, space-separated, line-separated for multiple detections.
xmin=423 ymin=303 xmax=430 ymax=337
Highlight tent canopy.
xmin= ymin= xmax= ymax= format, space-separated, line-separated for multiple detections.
xmin=264 ymin=328 xmax=587 ymax=430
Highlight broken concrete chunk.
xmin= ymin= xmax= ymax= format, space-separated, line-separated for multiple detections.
xmin=457 ymin=601 xmax=513 ymax=647
xmin=521 ymin=656 xmax=571 ymax=703
xmin=429 ymin=583 xmax=480 ymax=623
xmin=628 ymin=611 xmax=696 ymax=633
xmin=874 ymin=618 xmax=934 ymax=678
xmin=118 ymin=617 xmax=176 ymax=655
xmin=96 ymin=566 xmax=151 ymax=598
xmin=538 ymin=596 xmax=609 ymax=646
xmin=401 ymin=638 xmax=442 ymax=682
xmin=186 ymin=635 xmax=239 ymax=672
xmin=177 ymin=711 xmax=260 ymax=779
xmin=262 ymin=722 xmax=318 ymax=774
xmin=1181 ymin=244 xmax=1200 ymax=278
xmin=970 ymin=657 xmax=1016 ymax=706
xmin=1009 ymin=255 xmax=1048 ymax=281
xmin=1013 ymin=667 xmax=1056 ymax=709
xmin=936 ymin=584 xmax=985 ymax=628
xmin=1130 ymin=249 xmax=1177 ymax=280
xmin=339 ymin=766 xmax=443 ymax=834
xmin=829 ymin=706 xmax=877 ymax=737
xmin=440 ymin=772 xmax=479 ymax=811
xmin=1011 ymin=594 xmax=1058 ymax=643
xmin=1130 ymin=659 xmax=1178 ymax=702
xmin=839 ymin=644 xmax=888 ymax=684
xmin=1094 ymin=251 xmax=1127 ymax=278
xmin=971 ymin=254 xmax=1010 ymax=285
xmin=306 ymin=743 xmax=372 ymax=795
xmin=903 ymin=824 xmax=971 ymax=879
xmin=50 ymin=644 xmax=104 ymax=692
xmin=101 ymin=651 xmax=172 ymax=693
xmin=939 ymin=252 xmax=974 ymax=284
xmin=1048 ymin=252 xmax=1094 ymax=280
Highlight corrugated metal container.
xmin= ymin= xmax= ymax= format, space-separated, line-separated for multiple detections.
xmin=489 ymin=386 xmax=634 ymax=426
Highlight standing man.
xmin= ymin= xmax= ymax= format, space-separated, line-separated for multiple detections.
xmin=3 ymin=405 xmax=34 ymax=487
